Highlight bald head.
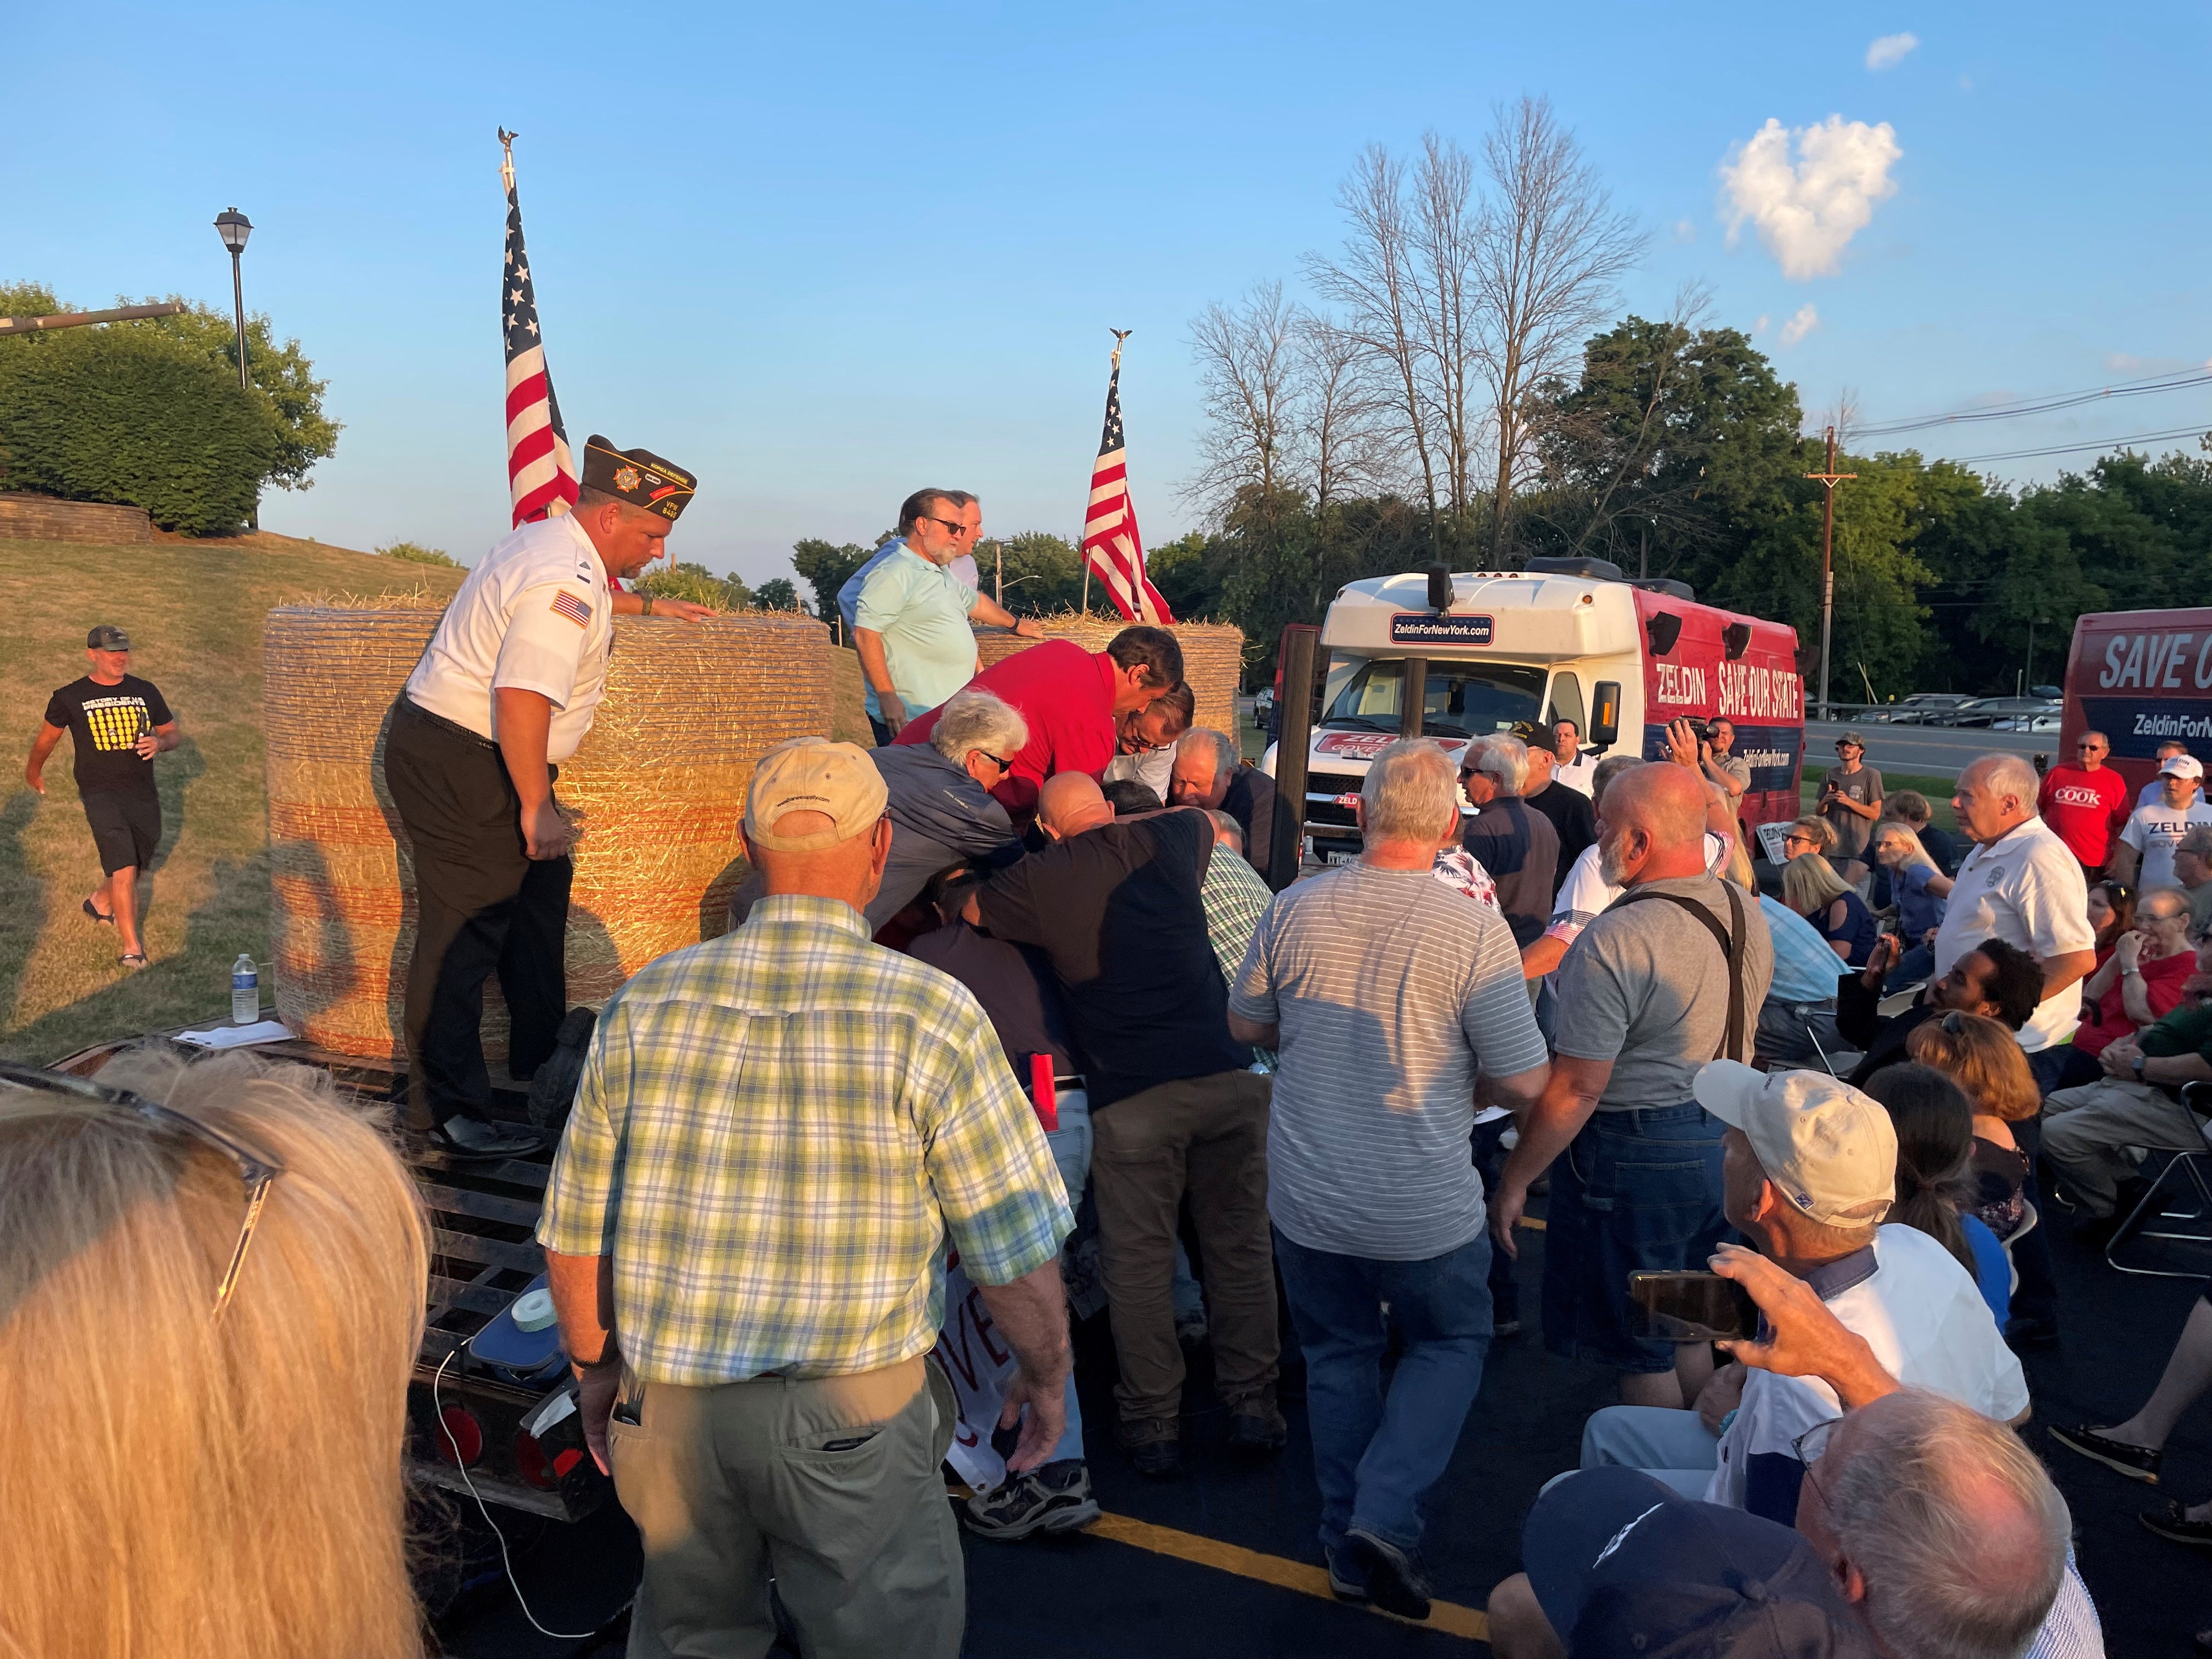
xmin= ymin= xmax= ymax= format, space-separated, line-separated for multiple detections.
xmin=1595 ymin=763 xmax=1711 ymax=887
xmin=1039 ymin=772 xmax=1114 ymax=840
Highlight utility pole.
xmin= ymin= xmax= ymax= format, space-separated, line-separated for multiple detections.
xmin=1805 ymin=427 xmax=1857 ymax=722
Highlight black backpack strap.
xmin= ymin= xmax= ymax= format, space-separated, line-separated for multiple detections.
xmin=1610 ymin=884 xmax=1750 ymax=1063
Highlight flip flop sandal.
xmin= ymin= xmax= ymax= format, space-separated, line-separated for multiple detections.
xmin=117 ymin=953 xmax=149 ymax=970
xmin=83 ymin=899 xmax=114 ymax=925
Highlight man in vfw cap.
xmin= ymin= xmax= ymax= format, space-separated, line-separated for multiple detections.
xmin=386 ymin=438 xmax=714 ymax=1154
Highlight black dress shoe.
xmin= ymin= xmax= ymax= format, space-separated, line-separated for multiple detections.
xmin=2050 ymin=1424 xmax=2161 ymax=1483
xmin=2142 ymin=1499 xmax=2212 ymax=1547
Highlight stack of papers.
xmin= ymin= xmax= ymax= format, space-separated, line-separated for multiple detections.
xmin=176 ymin=1020 xmax=295 ymax=1049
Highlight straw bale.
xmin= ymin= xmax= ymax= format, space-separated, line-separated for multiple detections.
xmin=264 ymin=603 xmax=833 ymax=1059
xmin=972 ymin=617 xmax=1245 ymax=740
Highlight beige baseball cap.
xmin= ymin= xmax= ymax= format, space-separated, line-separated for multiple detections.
xmin=743 ymin=737 xmax=888 ymax=851
xmin=1693 ymin=1060 xmax=1897 ymax=1229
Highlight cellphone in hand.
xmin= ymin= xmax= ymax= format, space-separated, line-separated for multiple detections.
xmin=1627 ymin=1271 xmax=1759 ymax=1343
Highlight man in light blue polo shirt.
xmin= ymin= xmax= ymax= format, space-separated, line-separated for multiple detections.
xmin=852 ymin=489 xmax=1040 ymax=743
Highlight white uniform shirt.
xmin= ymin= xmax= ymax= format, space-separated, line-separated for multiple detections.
xmin=1931 ymin=815 xmax=2096 ymax=1052
xmin=2120 ymin=798 xmax=2212 ymax=890
xmin=405 ymin=516 xmax=614 ymax=762
xmin=1554 ymin=753 xmax=1599 ymax=796
xmin=1705 ymin=1224 xmax=2029 ymax=1516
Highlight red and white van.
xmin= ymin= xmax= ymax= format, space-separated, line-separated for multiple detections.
xmin=1266 ymin=556 xmax=1805 ymax=866
xmin=2058 ymin=607 xmax=2212 ymax=798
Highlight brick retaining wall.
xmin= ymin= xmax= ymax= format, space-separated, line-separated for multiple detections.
xmin=0 ymin=493 xmax=154 ymax=544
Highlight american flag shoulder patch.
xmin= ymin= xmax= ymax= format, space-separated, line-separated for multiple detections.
xmin=551 ymin=590 xmax=592 ymax=629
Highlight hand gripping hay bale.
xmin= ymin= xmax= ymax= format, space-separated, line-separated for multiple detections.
xmin=971 ymin=616 xmax=1245 ymax=740
xmin=263 ymin=602 xmax=833 ymax=1061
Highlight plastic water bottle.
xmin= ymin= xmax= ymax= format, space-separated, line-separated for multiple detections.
xmin=230 ymin=955 xmax=259 ymax=1025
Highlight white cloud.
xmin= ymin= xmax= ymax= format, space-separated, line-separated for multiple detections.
xmin=1779 ymin=303 xmax=1821 ymax=347
xmin=1865 ymin=32 xmax=1918 ymax=71
xmin=1673 ymin=218 xmax=1697 ymax=243
xmin=1754 ymin=313 xmax=1771 ymax=334
xmin=1719 ymin=116 xmax=1903 ymax=280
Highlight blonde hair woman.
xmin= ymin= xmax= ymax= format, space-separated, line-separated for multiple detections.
xmin=1781 ymin=851 xmax=1878 ymax=967
xmin=0 ymin=1047 xmax=428 ymax=1659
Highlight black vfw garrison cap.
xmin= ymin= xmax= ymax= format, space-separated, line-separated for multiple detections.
xmin=583 ymin=435 xmax=696 ymax=521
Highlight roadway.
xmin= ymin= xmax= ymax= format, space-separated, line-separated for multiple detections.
xmin=1804 ymin=718 xmax=2047 ymax=780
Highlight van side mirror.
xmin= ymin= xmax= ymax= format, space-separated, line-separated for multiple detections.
xmin=1590 ymin=682 xmax=1621 ymax=748
xmin=1426 ymin=562 xmax=1454 ymax=612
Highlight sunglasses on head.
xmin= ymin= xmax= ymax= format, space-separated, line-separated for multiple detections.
xmin=0 ymin=1057 xmax=286 ymax=1321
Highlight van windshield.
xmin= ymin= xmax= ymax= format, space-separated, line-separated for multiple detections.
xmin=1322 ymin=659 xmax=1549 ymax=740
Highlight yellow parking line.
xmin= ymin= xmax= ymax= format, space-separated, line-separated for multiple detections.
xmin=1084 ymin=1511 xmax=1489 ymax=1643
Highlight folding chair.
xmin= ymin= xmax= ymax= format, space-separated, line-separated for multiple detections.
xmin=2107 ymin=1084 xmax=2212 ymax=1279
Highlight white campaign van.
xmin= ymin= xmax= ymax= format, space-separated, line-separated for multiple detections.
xmin=1264 ymin=556 xmax=1805 ymax=866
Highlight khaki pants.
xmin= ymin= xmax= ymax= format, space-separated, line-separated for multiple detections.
xmin=610 ymin=1355 xmax=963 ymax=1659
xmin=1090 ymin=1069 xmax=1279 ymax=1434
xmin=2044 ymin=1078 xmax=2208 ymax=1216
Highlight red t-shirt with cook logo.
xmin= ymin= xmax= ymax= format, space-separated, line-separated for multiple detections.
xmin=2036 ymin=762 xmax=2131 ymax=867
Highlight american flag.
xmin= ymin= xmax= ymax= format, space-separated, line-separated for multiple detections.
xmin=500 ymin=136 xmax=578 ymax=527
xmin=1081 ymin=351 xmax=1173 ymax=624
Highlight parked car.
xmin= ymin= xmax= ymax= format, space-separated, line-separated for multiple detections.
xmin=1877 ymin=693 xmax=1978 ymax=725
xmin=1941 ymin=697 xmax=2061 ymax=729
xmin=1991 ymin=708 xmax=2063 ymax=732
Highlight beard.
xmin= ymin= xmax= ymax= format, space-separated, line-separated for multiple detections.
xmin=1598 ymin=830 xmax=1630 ymax=888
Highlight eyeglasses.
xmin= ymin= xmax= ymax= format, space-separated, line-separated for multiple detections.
xmin=1784 ymin=833 xmax=1818 ymax=847
xmin=1792 ymin=1419 xmax=1840 ymax=1499
xmin=919 ymin=515 xmax=977 ymax=539
xmin=0 ymin=1058 xmax=286 ymax=1321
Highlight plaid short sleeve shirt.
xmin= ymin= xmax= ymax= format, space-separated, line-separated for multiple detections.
xmin=1200 ymin=842 xmax=1275 ymax=986
xmin=538 ymin=894 xmax=1073 ymax=1386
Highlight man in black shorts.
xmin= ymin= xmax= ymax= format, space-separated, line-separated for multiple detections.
xmin=26 ymin=625 xmax=181 ymax=969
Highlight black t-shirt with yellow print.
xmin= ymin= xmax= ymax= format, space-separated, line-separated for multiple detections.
xmin=44 ymin=675 xmax=172 ymax=797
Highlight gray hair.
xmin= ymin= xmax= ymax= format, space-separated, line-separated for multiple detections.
xmin=1968 ymin=752 xmax=2039 ymax=807
xmin=1822 ymin=1391 xmax=2070 ymax=1659
xmin=929 ymin=690 xmax=1028 ymax=765
xmin=2180 ymin=823 xmax=2212 ymax=860
xmin=1176 ymin=727 xmax=1239 ymax=776
xmin=1206 ymin=809 xmax=1245 ymax=854
xmin=1360 ymin=740 xmax=1459 ymax=845
xmin=1589 ymin=753 xmax=1640 ymax=812
xmin=2080 ymin=729 xmax=2108 ymax=746
xmin=1465 ymin=734 xmax=1530 ymax=796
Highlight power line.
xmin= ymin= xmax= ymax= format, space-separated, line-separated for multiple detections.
xmin=1854 ymin=365 xmax=2212 ymax=437
xmin=1942 ymin=424 xmax=2210 ymax=465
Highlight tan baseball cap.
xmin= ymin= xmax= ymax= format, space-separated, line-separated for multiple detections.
xmin=1693 ymin=1060 xmax=1897 ymax=1229
xmin=743 ymin=737 xmax=888 ymax=851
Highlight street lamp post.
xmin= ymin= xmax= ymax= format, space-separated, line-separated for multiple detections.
xmin=213 ymin=208 xmax=252 ymax=393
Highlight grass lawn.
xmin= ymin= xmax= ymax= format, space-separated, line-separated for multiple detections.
xmin=0 ymin=541 xmax=872 ymax=1065
xmin=1 ymin=534 xmax=465 ymax=1063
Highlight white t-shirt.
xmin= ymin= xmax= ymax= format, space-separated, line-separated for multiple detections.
xmin=2120 ymin=798 xmax=2212 ymax=890
xmin=1542 ymin=831 xmax=1730 ymax=948
xmin=1706 ymin=1224 xmax=2030 ymax=1519
xmin=1101 ymin=745 xmax=1174 ymax=800
xmin=405 ymin=515 xmax=613 ymax=761
xmin=1931 ymin=815 xmax=2096 ymax=1053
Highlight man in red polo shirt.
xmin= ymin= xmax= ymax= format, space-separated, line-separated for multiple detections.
xmin=2037 ymin=729 xmax=2131 ymax=881
xmin=895 ymin=627 xmax=1183 ymax=814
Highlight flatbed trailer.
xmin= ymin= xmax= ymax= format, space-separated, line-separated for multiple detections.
xmin=52 ymin=1028 xmax=612 ymax=1525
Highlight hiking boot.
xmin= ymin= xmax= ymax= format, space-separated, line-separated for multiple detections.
xmin=1345 ymin=1528 xmax=1432 ymax=1621
xmin=1226 ymin=1403 xmax=1288 ymax=1458
xmin=962 ymin=1460 xmax=1101 ymax=1539
xmin=1120 ymin=1419 xmax=1183 ymax=1480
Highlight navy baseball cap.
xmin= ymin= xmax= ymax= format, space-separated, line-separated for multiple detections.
xmin=1525 ymin=1468 xmax=1876 ymax=1659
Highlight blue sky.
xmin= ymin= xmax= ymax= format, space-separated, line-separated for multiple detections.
xmin=11 ymin=2 xmax=2210 ymax=578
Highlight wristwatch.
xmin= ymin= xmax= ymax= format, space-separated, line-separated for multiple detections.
xmin=2132 ymin=1052 xmax=2148 ymax=1081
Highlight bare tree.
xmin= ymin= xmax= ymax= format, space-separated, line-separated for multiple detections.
xmin=1474 ymin=95 xmax=1646 ymax=561
xmin=1293 ymin=314 xmax=1389 ymax=515
xmin=1408 ymin=132 xmax=1487 ymax=524
xmin=1305 ymin=145 xmax=1446 ymax=561
xmin=1186 ymin=281 xmax=1299 ymax=521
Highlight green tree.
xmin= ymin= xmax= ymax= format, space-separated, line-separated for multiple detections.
xmin=753 ymin=577 xmax=800 ymax=611
xmin=637 ymin=562 xmax=752 ymax=610
xmin=790 ymin=537 xmax=876 ymax=620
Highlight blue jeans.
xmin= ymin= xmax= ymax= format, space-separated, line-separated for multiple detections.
xmin=1274 ymin=1228 xmax=1493 ymax=1556
xmin=1882 ymin=942 xmax=1935 ymax=995
xmin=1043 ymin=1092 xmax=1093 ymax=1466
xmin=1540 ymin=1103 xmax=1730 ymax=1374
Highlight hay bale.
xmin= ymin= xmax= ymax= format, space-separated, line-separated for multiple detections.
xmin=972 ymin=617 xmax=1245 ymax=740
xmin=264 ymin=603 xmax=833 ymax=1060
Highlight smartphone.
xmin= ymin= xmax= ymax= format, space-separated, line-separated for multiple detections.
xmin=1627 ymin=1271 xmax=1759 ymax=1343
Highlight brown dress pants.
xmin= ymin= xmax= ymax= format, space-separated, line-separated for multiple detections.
xmin=1090 ymin=1069 xmax=1279 ymax=1434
